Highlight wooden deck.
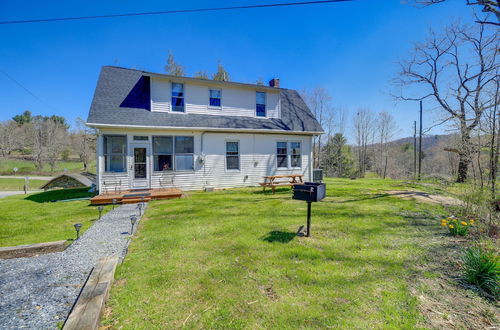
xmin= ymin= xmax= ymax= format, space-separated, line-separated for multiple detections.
xmin=90 ymin=188 xmax=182 ymax=205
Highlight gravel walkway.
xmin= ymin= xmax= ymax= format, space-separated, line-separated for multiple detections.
xmin=0 ymin=203 xmax=146 ymax=329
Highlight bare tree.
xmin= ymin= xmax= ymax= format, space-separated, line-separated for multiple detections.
xmin=353 ymin=109 xmax=376 ymax=177
xmin=212 ymin=63 xmax=230 ymax=81
xmin=0 ymin=120 xmax=19 ymax=157
xmin=23 ymin=116 xmax=68 ymax=172
xmin=301 ymin=88 xmax=333 ymax=168
xmin=45 ymin=120 xmax=68 ymax=172
xmin=413 ymin=1 xmax=499 ymax=26
xmin=376 ymin=112 xmax=399 ymax=178
xmin=24 ymin=117 xmax=46 ymax=170
xmin=165 ymin=51 xmax=185 ymax=76
xmin=72 ymin=118 xmax=96 ymax=172
xmin=194 ymin=71 xmax=209 ymax=79
xmin=482 ymin=77 xmax=500 ymax=200
xmin=394 ymin=21 xmax=499 ymax=182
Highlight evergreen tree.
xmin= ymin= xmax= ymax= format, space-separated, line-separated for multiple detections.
xmin=322 ymin=133 xmax=355 ymax=177
xmin=12 ymin=110 xmax=32 ymax=125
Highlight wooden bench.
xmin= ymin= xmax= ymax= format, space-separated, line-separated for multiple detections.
xmin=260 ymin=174 xmax=304 ymax=194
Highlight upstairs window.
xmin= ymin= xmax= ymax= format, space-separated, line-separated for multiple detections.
xmin=256 ymin=91 xmax=266 ymax=117
xmin=171 ymin=83 xmax=185 ymax=112
xmin=226 ymin=141 xmax=240 ymax=170
xmin=277 ymin=142 xmax=288 ymax=168
xmin=209 ymin=89 xmax=222 ymax=108
xmin=103 ymin=135 xmax=127 ymax=172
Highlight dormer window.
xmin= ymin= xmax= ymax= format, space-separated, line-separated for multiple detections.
xmin=171 ymin=83 xmax=185 ymax=112
xmin=209 ymin=89 xmax=222 ymax=108
xmin=256 ymin=91 xmax=266 ymax=117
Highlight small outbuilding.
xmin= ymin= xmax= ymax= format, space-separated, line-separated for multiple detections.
xmin=41 ymin=173 xmax=96 ymax=190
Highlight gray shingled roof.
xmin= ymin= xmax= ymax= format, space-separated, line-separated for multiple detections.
xmin=86 ymin=66 xmax=323 ymax=134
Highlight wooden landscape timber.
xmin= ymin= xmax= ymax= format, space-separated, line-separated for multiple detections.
xmin=63 ymin=256 xmax=119 ymax=330
xmin=0 ymin=240 xmax=67 ymax=259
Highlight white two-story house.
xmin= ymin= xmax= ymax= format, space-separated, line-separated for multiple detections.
xmin=86 ymin=66 xmax=323 ymax=192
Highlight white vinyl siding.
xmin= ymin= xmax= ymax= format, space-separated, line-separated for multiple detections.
xmin=150 ymin=78 xmax=280 ymax=118
xmin=97 ymin=129 xmax=312 ymax=192
xmin=150 ymin=79 xmax=170 ymax=112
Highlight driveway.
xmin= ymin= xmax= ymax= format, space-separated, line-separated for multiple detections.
xmin=0 ymin=191 xmax=43 ymax=199
xmin=0 ymin=175 xmax=54 ymax=180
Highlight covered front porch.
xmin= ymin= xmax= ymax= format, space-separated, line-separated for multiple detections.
xmin=90 ymin=188 xmax=182 ymax=205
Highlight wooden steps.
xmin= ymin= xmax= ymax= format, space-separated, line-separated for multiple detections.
xmin=121 ymin=197 xmax=152 ymax=204
xmin=90 ymin=188 xmax=182 ymax=205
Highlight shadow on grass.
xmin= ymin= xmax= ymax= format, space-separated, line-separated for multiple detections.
xmin=25 ymin=188 xmax=94 ymax=203
xmin=252 ymin=187 xmax=293 ymax=195
xmin=261 ymin=231 xmax=296 ymax=243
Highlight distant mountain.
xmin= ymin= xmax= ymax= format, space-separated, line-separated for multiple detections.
xmin=390 ymin=134 xmax=455 ymax=151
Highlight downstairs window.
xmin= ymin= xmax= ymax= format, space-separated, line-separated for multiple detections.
xmin=103 ymin=135 xmax=127 ymax=172
xmin=153 ymin=136 xmax=194 ymax=171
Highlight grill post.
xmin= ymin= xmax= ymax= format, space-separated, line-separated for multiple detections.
xmin=306 ymin=201 xmax=311 ymax=237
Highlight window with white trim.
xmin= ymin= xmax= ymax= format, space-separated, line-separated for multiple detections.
xmin=171 ymin=83 xmax=185 ymax=112
xmin=277 ymin=142 xmax=288 ymax=168
xmin=152 ymin=136 xmax=194 ymax=171
xmin=290 ymin=142 xmax=301 ymax=168
xmin=209 ymin=89 xmax=222 ymax=108
xmin=226 ymin=141 xmax=240 ymax=170
xmin=276 ymin=141 xmax=302 ymax=169
xmin=133 ymin=136 xmax=148 ymax=141
xmin=174 ymin=136 xmax=194 ymax=171
xmin=256 ymin=91 xmax=266 ymax=117
xmin=153 ymin=136 xmax=173 ymax=171
xmin=103 ymin=135 xmax=127 ymax=172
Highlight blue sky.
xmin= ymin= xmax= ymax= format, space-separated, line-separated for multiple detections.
xmin=0 ymin=1 xmax=474 ymax=140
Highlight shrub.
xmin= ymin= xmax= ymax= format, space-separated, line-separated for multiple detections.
xmin=440 ymin=216 xmax=474 ymax=236
xmin=462 ymin=246 xmax=499 ymax=298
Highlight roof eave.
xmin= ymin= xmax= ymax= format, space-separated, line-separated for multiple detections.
xmin=85 ymin=122 xmax=323 ymax=135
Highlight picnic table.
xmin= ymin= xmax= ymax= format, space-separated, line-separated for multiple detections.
xmin=259 ymin=174 xmax=304 ymax=194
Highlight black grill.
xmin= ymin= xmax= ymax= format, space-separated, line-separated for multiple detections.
xmin=293 ymin=182 xmax=326 ymax=202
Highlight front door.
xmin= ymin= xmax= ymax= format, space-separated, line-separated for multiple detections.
xmin=132 ymin=146 xmax=149 ymax=189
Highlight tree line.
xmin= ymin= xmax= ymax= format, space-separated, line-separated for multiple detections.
xmin=165 ymin=51 xmax=231 ymax=82
xmin=0 ymin=110 xmax=95 ymax=172
xmin=303 ymin=12 xmax=499 ymax=218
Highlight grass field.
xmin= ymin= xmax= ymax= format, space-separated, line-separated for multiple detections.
xmin=103 ymin=178 xmax=451 ymax=328
xmin=0 ymin=158 xmax=96 ymax=175
xmin=0 ymin=178 xmax=48 ymax=191
xmin=0 ymin=188 xmax=109 ymax=247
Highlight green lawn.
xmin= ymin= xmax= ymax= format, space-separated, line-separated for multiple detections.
xmin=104 ymin=178 xmax=446 ymax=328
xmin=0 ymin=158 xmax=96 ymax=175
xmin=0 ymin=178 xmax=48 ymax=191
xmin=0 ymin=188 xmax=109 ymax=247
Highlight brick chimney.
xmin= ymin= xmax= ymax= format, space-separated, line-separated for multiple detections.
xmin=269 ymin=78 xmax=280 ymax=88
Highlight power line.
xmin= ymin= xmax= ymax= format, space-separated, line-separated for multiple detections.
xmin=0 ymin=70 xmax=59 ymax=112
xmin=0 ymin=0 xmax=354 ymax=25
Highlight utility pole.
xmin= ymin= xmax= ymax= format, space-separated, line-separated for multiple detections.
xmin=418 ymin=100 xmax=423 ymax=181
xmin=413 ymin=121 xmax=417 ymax=179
